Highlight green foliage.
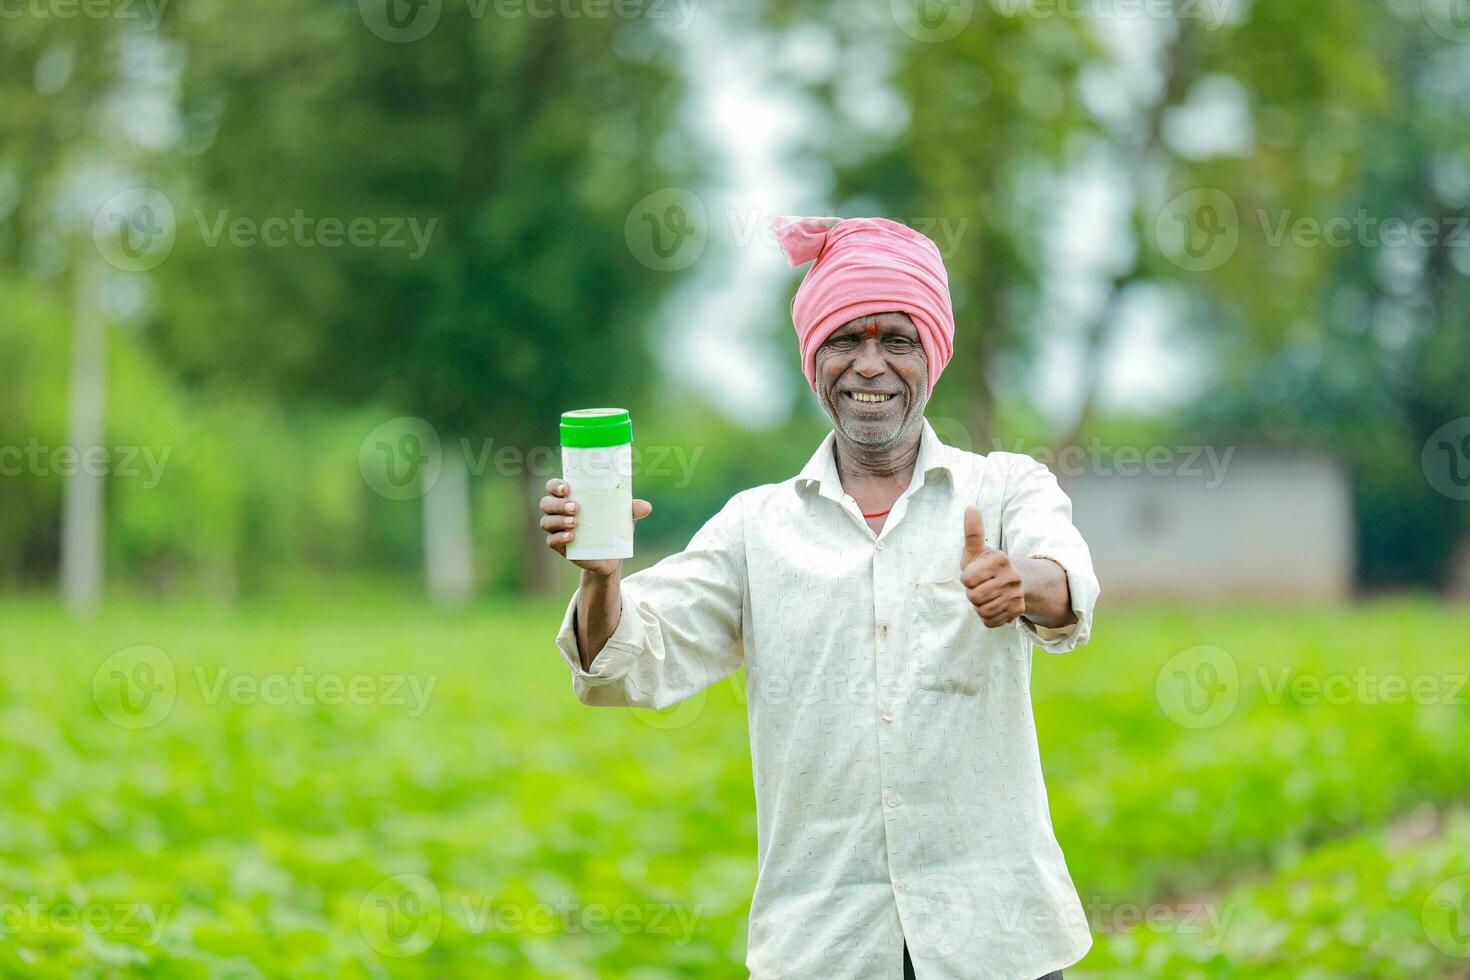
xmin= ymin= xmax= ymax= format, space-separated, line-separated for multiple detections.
xmin=1093 ymin=811 xmax=1470 ymax=978
xmin=0 ymin=278 xmax=428 ymax=593
xmin=153 ymin=3 xmax=701 ymax=451
xmin=0 ymin=598 xmax=1466 ymax=975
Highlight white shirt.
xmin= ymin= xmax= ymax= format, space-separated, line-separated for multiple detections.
xmin=556 ymin=418 xmax=1100 ymax=979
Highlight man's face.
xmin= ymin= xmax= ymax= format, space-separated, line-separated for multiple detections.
xmin=813 ymin=312 xmax=929 ymax=447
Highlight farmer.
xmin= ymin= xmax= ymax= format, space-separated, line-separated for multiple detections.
xmin=540 ymin=216 xmax=1098 ymax=980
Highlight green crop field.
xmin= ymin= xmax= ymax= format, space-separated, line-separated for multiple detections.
xmin=1 ymin=597 xmax=1467 ymax=978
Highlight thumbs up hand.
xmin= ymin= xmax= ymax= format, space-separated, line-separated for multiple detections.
xmin=961 ymin=505 xmax=1026 ymax=628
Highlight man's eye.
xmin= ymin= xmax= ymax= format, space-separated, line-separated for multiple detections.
xmin=884 ymin=337 xmax=917 ymax=352
xmin=828 ymin=336 xmax=859 ymax=350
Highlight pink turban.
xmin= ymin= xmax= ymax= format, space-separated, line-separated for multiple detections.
xmin=773 ymin=216 xmax=956 ymax=392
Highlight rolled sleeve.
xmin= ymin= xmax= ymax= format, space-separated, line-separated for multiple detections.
xmin=998 ymin=454 xmax=1100 ymax=653
xmin=553 ymin=494 xmax=747 ymax=709
xmin=555 ymin=588 xmax=647 ymax=684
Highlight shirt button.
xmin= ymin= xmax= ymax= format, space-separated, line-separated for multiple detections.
xmin=886 ymin=793 xmax=898 ymax=808
xmin=895 ymin=881 xmax=907 ymax=893
xmin=881 ymin=710 xmax=894 ymax=723
xmin=875 ymin=539 xmax=885 ymax=551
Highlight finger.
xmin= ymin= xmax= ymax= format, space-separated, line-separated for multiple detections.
xmin=540 ymin=514 xmax=576 ymax=532
xmin=546 ymin=479 xmax=570 ymax=497
xmin=977 ymin=594 xmax=1016 ymax=619
xmin=960 ymin=552 xmax=1007 ymax=589
xmin=632 ymin=499 xmax=653 ymax=521
xmin=981 ymin=610 xmax=1020 ymax=629
xmin=545 ymin=529 xmax=568 ymax=555
xmin=983 ymin=606 xmax=1024 ymax=628
xmin=540 ymin=494 xmax=576 ymax=516
xmin=967 ymin=582 xmax=1008 ymax=607
xmin=962 ymin=505 xmax=986 ymax=566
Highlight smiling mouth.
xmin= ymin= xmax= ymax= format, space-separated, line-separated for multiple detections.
xmin=844 ymin=391 xmax=898 ymax=404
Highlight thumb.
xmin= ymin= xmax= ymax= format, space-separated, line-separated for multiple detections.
xmin=962 ymin=505 xmax=987 ymax=565
xmin=632 ymin=498 xmax=653 ymax=522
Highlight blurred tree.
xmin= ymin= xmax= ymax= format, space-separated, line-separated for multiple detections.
xmin=146 ymin=1 xmax=703 ymax=598
xmin=1184 ymin=14 xmax=1470 ymax=589
xmin=753 ymin=2 xmax=1102 ymax=447
xmin=0 ymin=16 xmax=163 ymax=609
xmin=759 ymin=1 xmax=1468 ymax=589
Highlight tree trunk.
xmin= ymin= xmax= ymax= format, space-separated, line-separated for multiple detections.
xmin=61 ymin=241 xmax=106 ymax=615
xmin=423 ymin=442 xmax=474 ymax=606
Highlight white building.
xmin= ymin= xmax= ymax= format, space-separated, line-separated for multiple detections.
xmin=1061 ymin=451 xmax=1354 ymax=603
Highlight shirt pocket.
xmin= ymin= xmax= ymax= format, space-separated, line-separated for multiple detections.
xmin=909 ymin=575 xmax=989 ymax=695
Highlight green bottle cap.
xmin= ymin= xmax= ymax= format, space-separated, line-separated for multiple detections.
xmin=560 ymin=408 xmax=633 ymax=448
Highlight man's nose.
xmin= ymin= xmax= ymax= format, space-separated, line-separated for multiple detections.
xmin=853 ymin=338 xmax=886 ymax=377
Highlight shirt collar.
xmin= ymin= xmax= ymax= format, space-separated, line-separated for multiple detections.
xmin=795 ymin=417 xmax=955 ymax=501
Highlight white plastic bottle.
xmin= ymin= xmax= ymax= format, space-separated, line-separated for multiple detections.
xmin=560 ymin=408 xmax=634 ymax=561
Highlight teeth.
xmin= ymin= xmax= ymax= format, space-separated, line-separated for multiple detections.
xmin=850 ymin=392 xmax=894 ymax=403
